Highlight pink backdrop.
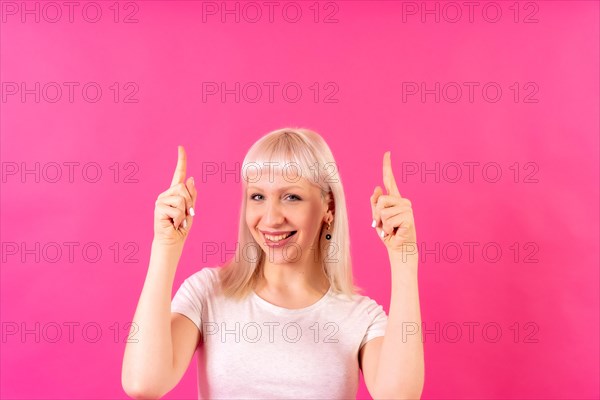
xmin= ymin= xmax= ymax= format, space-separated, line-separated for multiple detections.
xmin=1 ymin=1 xmax=599 ymax=399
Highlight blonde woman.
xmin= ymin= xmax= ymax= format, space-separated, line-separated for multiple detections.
xmin=121 ymin=128 xmax=424 ymax=399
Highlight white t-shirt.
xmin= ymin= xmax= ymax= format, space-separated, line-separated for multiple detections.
xmin=171 ymin=266 xmax=388 ymax=399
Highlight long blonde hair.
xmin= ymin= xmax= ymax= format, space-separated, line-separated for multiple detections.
xmin=218 ymin=127 xmax=362 ymax=299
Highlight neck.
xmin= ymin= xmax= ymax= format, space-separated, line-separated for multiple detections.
xmin=256 ymin=258 xmax=329 ymax=295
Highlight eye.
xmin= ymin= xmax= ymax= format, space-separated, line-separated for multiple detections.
xmin=249 ymin=193 xmax=301 ymax=201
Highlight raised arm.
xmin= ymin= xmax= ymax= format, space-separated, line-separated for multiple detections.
xmin=121 ymin=146 xmax=199 ymax=398
xmin=362 ymin=151 xmax=424 ymax=399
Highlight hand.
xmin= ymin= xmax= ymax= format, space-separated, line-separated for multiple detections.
xmin=153 ymin=145 xmax=198 ymax=247
xmin=370 ymin=151 xmax=417 ymax=256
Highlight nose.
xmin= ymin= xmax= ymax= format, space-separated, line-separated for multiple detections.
xmin=264 ymin=200 xmax=285 ymax=226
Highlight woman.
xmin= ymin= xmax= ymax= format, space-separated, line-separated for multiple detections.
xmin=121 ymin=128 xmax=424 ymax=399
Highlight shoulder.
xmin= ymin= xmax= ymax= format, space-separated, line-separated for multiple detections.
xmin=186 ymin=265 xmax=222 ymax=281
xmin=179 ymin=266 xmax=223 ymax=293
xmin=329 ymin=290 xmax=388 ymax=317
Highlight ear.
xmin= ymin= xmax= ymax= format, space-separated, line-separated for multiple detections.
xmin=324 ymin=190 xmax=335 ymax=221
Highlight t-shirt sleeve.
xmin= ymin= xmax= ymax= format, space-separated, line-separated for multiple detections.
xmin=171 ymin=271 xmax=206 ymax=332
xmin=359 ymin=299 xmax=388 ymax=350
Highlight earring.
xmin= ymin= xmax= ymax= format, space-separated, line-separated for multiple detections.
xmin=325 ymin=221 xmax=332 ymax=240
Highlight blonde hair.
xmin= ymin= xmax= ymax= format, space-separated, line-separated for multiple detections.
xmin=218 ymin=127 xmax=363 ymax=300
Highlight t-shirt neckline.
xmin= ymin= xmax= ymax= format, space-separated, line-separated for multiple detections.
xmin=251 ymin=286 xmax=333 ymax=314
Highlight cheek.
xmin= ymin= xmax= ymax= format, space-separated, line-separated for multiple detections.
xmin=296 ymin=216 xmax=320 ymax=236
xmin=245 ymin=210 xmax=257 ymax=228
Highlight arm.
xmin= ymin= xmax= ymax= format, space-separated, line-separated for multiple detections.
xmin=122 ymin=146 xmax=200 ymax=398
xmin=361 ymin=252 xmax=424 ymax=399
xmin=121 ymin=242 xmax=200 ymax=399
xmin=363 ymin=151 xmax=424 ymax=398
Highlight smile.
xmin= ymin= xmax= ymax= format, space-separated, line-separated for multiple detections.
xmin=261 ymin=231 xmax=297 ymax=247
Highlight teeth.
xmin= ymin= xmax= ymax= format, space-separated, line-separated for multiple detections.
xmin=265 ymin=232 xmax=293 ymax=242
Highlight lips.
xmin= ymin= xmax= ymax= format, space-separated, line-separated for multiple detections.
xmin=260 ymin=230 xmax=295 ymax=235
xmin=262 ymin=231 xmax=297 ymax=242
xmin=258 ymin=229 xmax=297 ymax=248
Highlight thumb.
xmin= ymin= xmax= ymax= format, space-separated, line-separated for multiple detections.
xmin=370 ymin=186 xmax=383 ymax=221
xmin=184 ymin=176 xmax=197 ymax=229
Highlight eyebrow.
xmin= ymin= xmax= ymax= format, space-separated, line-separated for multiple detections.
xmin=247 ymin=185 xmax=305 ymax=192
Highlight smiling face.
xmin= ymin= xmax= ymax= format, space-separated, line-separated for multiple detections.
xmin=245 ymin=168 xmax=332 ymax=266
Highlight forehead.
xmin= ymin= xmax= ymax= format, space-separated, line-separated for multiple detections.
xmin=244 ymin=166 xmax=316 ymax=191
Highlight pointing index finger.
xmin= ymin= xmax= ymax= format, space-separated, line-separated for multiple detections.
xmin=383 ymin=151 xmax=401 ymax=197
xmin=170 ymin=145 xmax=187 ymax=187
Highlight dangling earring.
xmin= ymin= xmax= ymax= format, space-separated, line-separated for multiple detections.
xmin=325 ymin=221 xmax=332 ymax=240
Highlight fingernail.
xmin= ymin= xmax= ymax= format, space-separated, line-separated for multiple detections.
xmin=183 ymin=219 xmax=188 ymax=229
xmin=189 ymin=207 xmax=195 ymax=217
xmin=190 ymin=177 xmax=195 ymax=186
xmin=380 ymin=230 xmax=385 ymax=238
xmin=371 ymin=219 xmax=377 ymax=228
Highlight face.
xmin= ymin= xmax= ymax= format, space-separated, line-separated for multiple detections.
xmin=245 ymin=167 xmax=332 ymax=266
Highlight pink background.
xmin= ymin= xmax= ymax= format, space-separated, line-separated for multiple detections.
xmin=1 ymin=1 xmax=599 ymax=399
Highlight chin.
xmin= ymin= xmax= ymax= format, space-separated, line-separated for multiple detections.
xmin=261 ymin=245 xmax=303 ymax=264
